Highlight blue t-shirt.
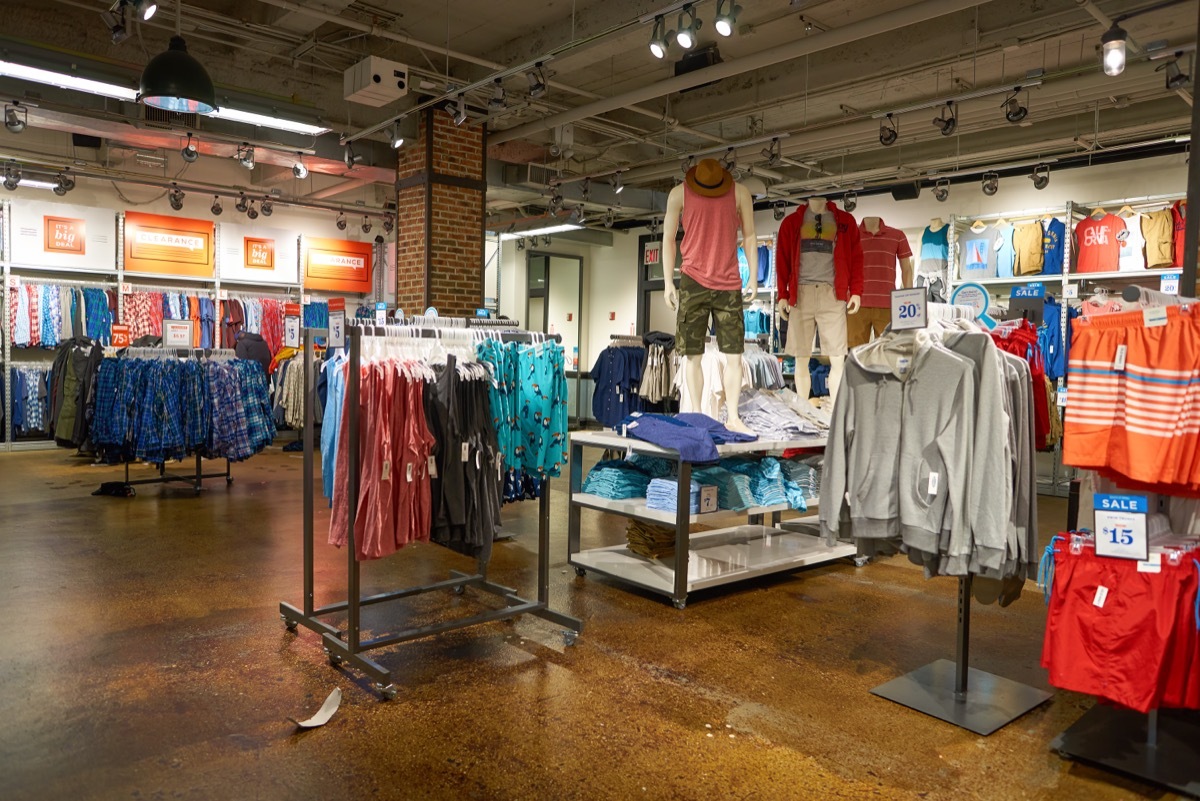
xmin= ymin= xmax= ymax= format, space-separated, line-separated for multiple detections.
xmin=1042 ymin=218 xmax=1066 ymax=275
xmin=995 ymin=225 xmax=1016 ymax=278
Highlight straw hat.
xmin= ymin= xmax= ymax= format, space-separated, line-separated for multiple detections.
xmin=684 ymin=158 xmax=733 ymax=198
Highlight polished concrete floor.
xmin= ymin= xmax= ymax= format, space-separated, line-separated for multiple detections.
xmin=0 ymin=448 xmax=1182 ymax=801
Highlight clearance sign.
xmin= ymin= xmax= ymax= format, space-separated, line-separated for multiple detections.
xmin=303 ymin=237 xmax=373 ymax=293
xmin=124 ymin=211 xmax=215 ymax=277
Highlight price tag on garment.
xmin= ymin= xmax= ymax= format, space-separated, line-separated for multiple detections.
xmin=1161 ymin=273 xmax=1181 ymax=295
xmin=461 ymin=442 xmax=469 ymax=463
xmin=927 ymin=472 xmax=939 ymax=497
xmin=6 ymin=274 xmax=19 ymax=289
xmin=1137 ymin=552 xmax=1163 ymax=574
xmin=406 ymin=463 xmax=414 ymax=483
xmin=1143 ymin=306 xmax=1169 ymax=328
xmin=284 ymin=315 xmax=300 ymax=349
xmin=1064 ymin=284 xmax=1079 ymax=300
xmin=375 ymin=301 xmax=387 ymax=326
xmin=111 ymin=324 xmax=130 ymax=349
xmin=1093 ymin=585 xmax=1109 ymax=608
xmin=119 ymin=281 xmax=131 ymax=295
xmin=163 ymin=320 xmax=193 ymax=348
xmin=890 ymin=287 xmax=927 ymax=331
xmin=328 ymin=310 xmax=346 ymax=349
xmin=428 ymin=454 xmax=438 ymax=479
xmin=302 ymin=294 xmax=312 ymax=305
xmin=1094 ymin=494 xmax=1149 ymax=560
xmin=381 ymin=459 xmax=391 ymax=481
xmin=1057 ymin=388 xmax=1067 ymax=408
xmin=1113 ymin=344 xmax=1127 ymax=371
xmin=217 ymin=288 xmax=228 ymax=301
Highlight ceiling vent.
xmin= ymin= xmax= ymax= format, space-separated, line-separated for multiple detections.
xmin=674 ymin=44 xmax=723 ymax=93
xmin=503 ymin=162 xmax=563 ymax=190
xmin=142 ymin=104 xmax=198 ymax=130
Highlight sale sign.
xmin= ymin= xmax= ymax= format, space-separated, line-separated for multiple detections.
xmin=244 ymin=237 xmax=275 ymax=270
xmin=303 ymin=237 xmax=373 ymax=293
xmin=124 ymin=211 xmax=215 ymax=277
xmin=111 ymin=324 xmax=130 ymax=348
xmin=44 ymin=216 xmax=86 ymax=255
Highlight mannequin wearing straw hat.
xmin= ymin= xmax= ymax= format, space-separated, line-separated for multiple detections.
xmin=661 ymin=157 xmax=758 ymax=433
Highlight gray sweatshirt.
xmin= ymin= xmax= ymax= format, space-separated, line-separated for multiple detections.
xmin=820 ymin=335 xmax=981 ymax=567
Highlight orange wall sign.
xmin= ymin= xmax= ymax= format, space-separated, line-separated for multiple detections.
xmin=244 ymin=237 xmax=275 ymax=270
xmin=124 ymin=211 xmax=215 ymax=277
xmin=44 ymin=216 xmax=86 ymax=255
xmin=303 ymin=237 xmax=373 ymax=293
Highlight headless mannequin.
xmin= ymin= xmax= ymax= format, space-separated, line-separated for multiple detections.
xmin=662 ymin=179 xmax=758 ymax=433
xmin=928 ymin=217 xmax=946 ymax=232
xmin=777 ymin=197 xmax=860 ymax=406
xmin=863 ymin=216 xmax=914 ymax=289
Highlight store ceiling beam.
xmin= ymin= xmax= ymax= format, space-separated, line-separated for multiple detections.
xmin=489 ymin=0 xmax=995 ymax=146
xmin=305 ymin=176 xmax=378 ymax=200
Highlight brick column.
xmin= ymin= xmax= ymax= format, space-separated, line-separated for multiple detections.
xmin=394 ymin=107 xmax=486 ymax=318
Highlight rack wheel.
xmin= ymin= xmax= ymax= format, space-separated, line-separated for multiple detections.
xmin=323 ymin=648 xmax=343 ymax=666
xmin=574 ymin=567 xmax=587 ymax=578
xmin=562 ymin=630 xmax=578 ymax=647
xmin=453 ymin=585 xmax=465 ymax=596
xmin=280 ymin=614 xmax=298 ymax=633
xmin=672 ymin=598 xmax=687 ymax=610
xmin=853 ymin=555 xmax=870 ymax=568
xmin=375 ymin=683 xmax=398 ymax=701
xmin=226 ymin=477 xmax=234 ymax=485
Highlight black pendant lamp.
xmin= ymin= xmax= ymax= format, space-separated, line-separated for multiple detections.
xmin=137 ymin=1 xmax=216 ymax=114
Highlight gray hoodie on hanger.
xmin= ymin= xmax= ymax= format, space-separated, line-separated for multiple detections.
xmin=819 ymin=336 xmax=983 ymax=571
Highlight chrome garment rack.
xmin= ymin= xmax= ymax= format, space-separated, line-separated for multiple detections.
xmin=280 ymin=323 xmax=581 ymax=699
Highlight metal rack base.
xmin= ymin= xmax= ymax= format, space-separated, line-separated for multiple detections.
xmin=121 ymin=454 xmax=233 ymax=494
xmin=1051 ymin=706 xmax=1200 ymax=797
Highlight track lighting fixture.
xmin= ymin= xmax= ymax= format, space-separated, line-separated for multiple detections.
xmin=210 ymin=196 xmax=222 ymax=215
xmin=517 ymin=237 xmax=525 ymax=251
xmin=180 ymin=133 xmax=198 ymax=162
xmin=51 ymin=173 xmax=76 ymax=196
xmin=489 ymin=78 xmax=506 ymax=110
xmin=932 ymin=102 xmax=957 ymax=136
xmin=361 ymin=216 xmax=372 ymax=234
xmin=3 ymin=164 xmax=20 ymax=191
xmin=246 ymin=200 xmax=259 ymax=220
xmin=1002 ymin=91 xmax=1028 ymax=124
xmin=237 ymin=143 xmax=255 ymax=170
xmin=260 ymin=198 xmax=273 ymax=216
xmin=168 ymin=184 xmax=184 ymax=210
xmin=292 ymin=155 xmax=308 ymax=180
xmin=600 ymin=208 xmax=613 ymax=229
xmin=675 ymin=4 xmax=701 ymax=50
xmin=1101 ymin=22 xmax=1128 ymax=77
xmin=610 ymin=171 xmax=625 ymax=195
xmin=773 ymin=201 xmax=787 ymax=221
xmin=842 ymin=192 xmax=857 ymax=213
xmin=343 ymin=142 xmax=358 ymax=170
xmin=879 ymin=114 xmax=898 ymax=146
xmin=1159 ymin=57 xmax=1191 ymax=90
xmin=383 ymin=213 xmax=395 ymax=234
xmin=570 ymin=205 xmax=587 ymax=225
xmin=127 ymin=0 xmax=157 ymax=21
xmin=1030 ymin=163 xmax=1050 ymax=190
xmin=761 ymin=138 xmax=783 ymax=168
xmin=527 ymin=63 xmax=547 ymax=99
xmin=649 ymin=15 xmax=672 ymax=59
xmin=714 ymin=0 xmax=741 ymax=37
xmin=681 ymin=155 xmax=696 ymax=175
xmin=981 ymin=172 xmax=1000 ymax=196
xmin=720 ymin=147 xmax=737 ymax=171
xmin=100 ymin=6 xmax=130 ymax=44
xmin=5 ymin=104 xmax=27 ymax=134
xmin=542 ymin=235 xmax=552 ymax=246
xmin=933 ymin=179 xmax=950 ymax=202
xmin=649 ymin=217 xmax=661 ymax=236
xmin=453 ymin=95 xmax=468 ymax=127
xmin=335 ymin=212 xmax=347 ymax=231
xmin=235 ymin=193 xmax=249 ymax=214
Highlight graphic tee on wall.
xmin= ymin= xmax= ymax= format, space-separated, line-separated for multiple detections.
xmin=123 ymin=211 xmax=215 ymax=277
xmin=302 ymin=237 xmax=374 ymax=293
xmin=10 ymin=200 xmax=117 ymax=272
xmin=218 ymin=222 xmax=300 ymax=285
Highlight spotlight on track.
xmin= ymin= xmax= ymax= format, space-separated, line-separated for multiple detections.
xmin=933 ymin=179 xmax=950 ymax=202
xmin=526 ymin=63 xmax=547 ymax=99
xmin=761 ymin=137 xmax=782 ymax=167
xmin=879 ymin=113 xmax=898 ymax=146
xmin=1002 ymin=90 xmax=1027 ymax=124
xmin=489 ymin=78 xmax=506 ymax=110
xmin=180 ymin=132 xmax=198 ymax=162
xmin=2 ymin=164 xmax=19 ymax=190
xmin=210 ymin=195 xmax=222 ymax=215
xmin=260 ymin=198 xmax=273 ymax=216
xmin=234 ymin=193 xmax=248 ymax=213
xmin=361 ymin=215 xmax=372 ymax=234
xmin=168 ymin=183 xmax=184 ymax=210
xmin=517 ymin=237 xmax=525 ymax=251
xmin=292 ymin=154 xmax=308 ymax=179
xmin=675 ymin=4 xmax=700 ymax=50
xmin=335 ymin=212 xmax=347 ymax=231
xmin=610 ymin=171 xmax=625 ymax=194
xmin=773 ymin=201 xmax=787 ymax=221
xmin=236 ymin=142 xmax=255 ymax=170
xmin=383 ymin=213 xmax=395 ymax=234
xmin=453 ymin=95 xmax=468 ymax=126
xmin=842 ymin=192 xmax=857 ymax=212
xmin=714 ymin=0 xmax=741 ymax=37
xmin=1159 ymin=57 xmax=1191 ymax=90
xmin=246 ymin=200 xmax=258 ymax=220
xmin=932 ymin=102 xmax=957 ymax=136
xmin=4 ymin=104 xmax=27 ymax=134
xmin=1030 ymin=163 xmax=1050 ymax=190
xmin=981 ymin=172 xmax=1000 ymax=196
xmin=649 ymin=15 xmax=672 ymax=59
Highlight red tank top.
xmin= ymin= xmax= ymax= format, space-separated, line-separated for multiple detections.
xmin=680 ymin=183 xmax=741 ymax=290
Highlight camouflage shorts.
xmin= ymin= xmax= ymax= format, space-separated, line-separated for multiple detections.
xmin=677 ymin=274 xmax=744 ymax=356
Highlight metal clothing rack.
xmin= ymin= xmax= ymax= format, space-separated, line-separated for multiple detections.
xmin=279 ymin=324 xmax=582 ymax=699
xmin=870 ymin=574 xmax=1054 ymax=736
xmin=108 ymin=347 xmax=236 ymax=494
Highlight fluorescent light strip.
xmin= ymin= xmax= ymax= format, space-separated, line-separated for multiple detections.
xmin=19 ymin=179 xmax=60 ymax=190
xmin=0 ymin=59 xmax=329 ymax=136
xmin=498 ymin=223 xmax=583 ymax=241
xmin=210 ymin=107 xmax=330 ymax=136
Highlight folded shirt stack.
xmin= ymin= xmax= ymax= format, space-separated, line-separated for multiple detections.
xmin=627 ymin=453 xmax=675 ymax=478
xmin=692 ymin=466 xmax=757 ymax=511
xmin=646 ymin=478 xmax=701 ymax=514
xmin=720 ymin=457 xmax=790 ymax=508
xmin=626 ymin=519 xmax=676 ymax=560
xmin=737 ymin=391 xmax=822 ymax=440
xmin=780 ymin=457 xmax=822 ymax=502
xmin=582 ymin=459 xmax=653 ymax=500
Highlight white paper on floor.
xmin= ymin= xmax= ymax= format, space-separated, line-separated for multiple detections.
xmin=289 ymin=688 xmax=341 ymax=729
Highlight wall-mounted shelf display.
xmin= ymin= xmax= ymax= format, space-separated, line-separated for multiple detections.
xmin=565 ymin=430 xmax=851 ymax=609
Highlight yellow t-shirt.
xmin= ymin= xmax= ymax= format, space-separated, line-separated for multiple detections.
xmin=1014 ymin=223 xmax=1044 ymax=275
xmin=1141 ymin=209 xmax=1174 ymax=268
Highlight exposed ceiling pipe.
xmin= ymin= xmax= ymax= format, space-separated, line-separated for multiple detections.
xmin=305 ymin=176 xmax=378 ymax=200
xmin=491 ymin=0 xmax=994 ymax=145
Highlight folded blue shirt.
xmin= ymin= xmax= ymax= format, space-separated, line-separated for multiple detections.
xmin=674 ymin=412 xmax=759 ymax=444
xmin=619 ymin=413 xmax=720 ymax=463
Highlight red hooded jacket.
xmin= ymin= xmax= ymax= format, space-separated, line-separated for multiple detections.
xmin=776 ymin=203 xmax=864 ymax=305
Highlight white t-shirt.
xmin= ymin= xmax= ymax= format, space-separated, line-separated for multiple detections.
xmin=1118 ymin=214 xmax=1146 ymax=271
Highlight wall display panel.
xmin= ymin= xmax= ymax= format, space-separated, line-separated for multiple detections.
xmin=10 ymin=200 xmax=117 ymax=272
xmin=301 ymin=236 xmax=373 ymax=293
xmin=218 ymin=222 xmax=300 ymax=284
xmin=123 ymin=211 xmax=215 ymax=277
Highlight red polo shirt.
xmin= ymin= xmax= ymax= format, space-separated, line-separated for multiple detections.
xmin=859 ymin=222 xmax=913 ymax=308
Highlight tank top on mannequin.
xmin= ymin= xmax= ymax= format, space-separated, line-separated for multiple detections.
xmin=680 ymin=183 xmax=741 ymax=291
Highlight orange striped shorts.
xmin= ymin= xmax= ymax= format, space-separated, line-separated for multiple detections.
xmin=1064 ymin=306 xmax=1200 ymax=494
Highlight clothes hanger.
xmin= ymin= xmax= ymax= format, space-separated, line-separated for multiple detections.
xmin=1090 ymin=206 xmax=1108 ymax=219
xmin=1117 ymin=204 xmax=1137 ymax=218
